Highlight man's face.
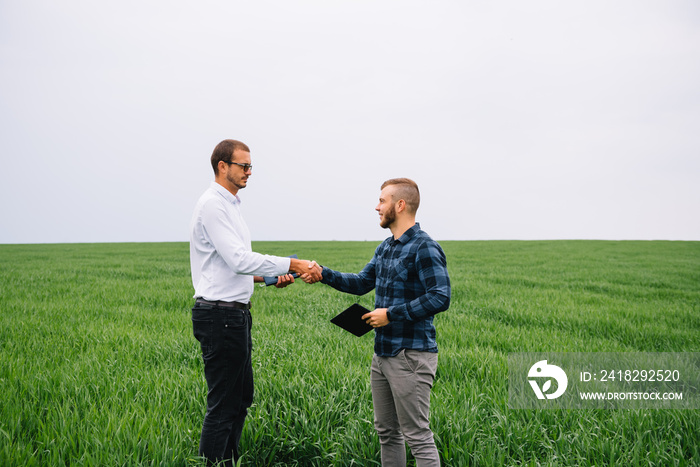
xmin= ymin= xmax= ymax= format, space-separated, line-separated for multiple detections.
xmin=225 ymin=149 xmax=252 ymax=191
xmin=376 ymin=186 xmax=397 ymax=229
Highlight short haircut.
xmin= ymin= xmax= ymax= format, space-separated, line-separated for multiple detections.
xmin=211 ymin=139 xmax=250 ymax=175
xmin=381 ymin=178 xmax=420 ymax=214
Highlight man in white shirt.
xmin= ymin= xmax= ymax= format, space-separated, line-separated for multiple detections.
xmin=190 ymin=139 xmax=321 ymax=466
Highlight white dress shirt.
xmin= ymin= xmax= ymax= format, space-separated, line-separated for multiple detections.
xmin=190 ymin=181 xmax=291 ymax=303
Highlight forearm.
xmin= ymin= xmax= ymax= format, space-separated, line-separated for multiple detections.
xmin=320 ymin=266 xmax=375 ymax=296
xmin=227 ymin=250 xmax=291 ymax=277
xmin=386 ymin=286 xmax=451 ymax=322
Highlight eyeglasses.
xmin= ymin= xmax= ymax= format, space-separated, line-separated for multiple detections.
xmin=224 ymin=161 xmax=253 ymax=172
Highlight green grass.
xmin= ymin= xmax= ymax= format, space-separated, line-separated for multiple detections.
xmin=0 ymin=240 xmax=698 ymax=466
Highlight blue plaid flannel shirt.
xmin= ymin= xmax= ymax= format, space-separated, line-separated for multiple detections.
xmin=321 ymin=223 xmax=451 ymax=357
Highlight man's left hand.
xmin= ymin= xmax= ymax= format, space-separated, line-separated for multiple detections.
xmin=275 ymin=274 xmax=295 ymax=288
xmin=362 ymin=308 xmax=389 ymax=328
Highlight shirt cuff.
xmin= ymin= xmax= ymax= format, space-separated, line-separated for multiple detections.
xmin=282 ymin=257 xmax=292 ymax=275
xmin=320 ymin=266 xmax=330 ymax=284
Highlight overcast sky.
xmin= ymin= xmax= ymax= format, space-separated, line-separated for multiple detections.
xmin=1 ymin=0 xmax=699 ymax=244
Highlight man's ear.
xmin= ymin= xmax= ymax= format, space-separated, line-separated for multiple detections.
xmin=217 ymin=160 xmax=227 ymax=175
xmin=396 ymin=199 xmax=406 ymax=213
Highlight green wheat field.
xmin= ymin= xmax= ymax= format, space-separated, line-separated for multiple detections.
xmin=1 ymin=240 xmax=699 ymax=466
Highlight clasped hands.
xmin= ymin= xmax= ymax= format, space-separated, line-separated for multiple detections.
xmin=288 ymin=258 xmax=323 ymax=284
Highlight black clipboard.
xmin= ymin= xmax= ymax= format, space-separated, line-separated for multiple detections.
xmin=330 ymin=304 xmax=374 ymax=337
xmin=262 ymin=254 xmax=299 ymax=286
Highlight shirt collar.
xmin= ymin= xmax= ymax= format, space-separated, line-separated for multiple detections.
xmin=211 ymin=181 xmax=241 ymax=205
xmin=391 ymin=222 xmax=420 ymax=246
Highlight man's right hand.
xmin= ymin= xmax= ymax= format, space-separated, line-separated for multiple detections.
xmin=289 ymin=258 xmax=322 ymax=283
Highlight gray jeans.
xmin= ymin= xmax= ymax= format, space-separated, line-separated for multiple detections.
xmin=370 ymin=349 xmax=440 ymax=467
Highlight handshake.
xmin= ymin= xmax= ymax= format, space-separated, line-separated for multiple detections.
xmin=286 ymin=258 xmax=323 ymax=284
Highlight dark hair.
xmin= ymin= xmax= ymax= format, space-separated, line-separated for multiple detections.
xmin=211 ymin=139 xmax=250 ymax=175
xmin=381 ymin=178 xmax=420 ymax=214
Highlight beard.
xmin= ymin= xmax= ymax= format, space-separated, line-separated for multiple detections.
xmin=379 ymin=204 xmax=396 ymax=229
xmin=226 ymin=171 xmax=248 ymax=190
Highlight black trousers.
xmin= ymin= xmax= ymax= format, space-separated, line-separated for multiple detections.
xmin=192 ymin=302 xmax=254 ymax=466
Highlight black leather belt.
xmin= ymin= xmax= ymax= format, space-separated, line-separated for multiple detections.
xmin=195 ymin=298 xmax=251 ymax=310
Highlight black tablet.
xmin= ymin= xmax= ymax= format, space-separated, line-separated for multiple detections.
xmin=330 ymin=304 xmax=374 ymax=337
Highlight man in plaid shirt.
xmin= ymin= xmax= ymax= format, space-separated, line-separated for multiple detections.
xmin=317 ymin=178 xmax=451 ymax=466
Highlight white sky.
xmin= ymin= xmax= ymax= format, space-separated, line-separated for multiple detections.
xmin=1 ymin=0 xmax=699 ymax=243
